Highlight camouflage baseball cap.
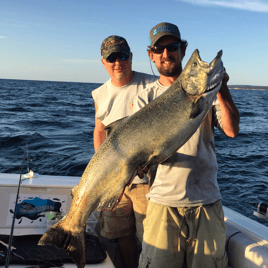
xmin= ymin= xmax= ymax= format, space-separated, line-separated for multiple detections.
xmin=101 ymin=35 xmax=131 ymax=60
xmin=149 ymin=22 xmax=181 ymax=46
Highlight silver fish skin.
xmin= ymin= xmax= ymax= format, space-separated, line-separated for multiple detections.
xmin=38 ymin=49 xmax=224 ymax=268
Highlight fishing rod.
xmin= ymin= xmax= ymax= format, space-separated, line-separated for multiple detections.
xmin=5 ymin=144 xmax=30 ymax=268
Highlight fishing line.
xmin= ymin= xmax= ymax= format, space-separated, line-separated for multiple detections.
xmin=5 ymin=144 xmax=29 ymax=268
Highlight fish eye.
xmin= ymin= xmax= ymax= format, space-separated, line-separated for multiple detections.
xmin=192 ymin=62 xmax=197 ymax=67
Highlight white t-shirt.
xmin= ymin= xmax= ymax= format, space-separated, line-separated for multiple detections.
xmin=92 ymin=71 xmax=158 ymax=184
xmin=132 ymin=80 xmax=224 ymax=207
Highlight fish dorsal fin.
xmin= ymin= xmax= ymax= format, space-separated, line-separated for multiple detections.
xmin=104 ymin=116 xmax=129 ymax=136
xmin=96 ymin=174 xmax=134 ymax=211
xmin=96 ymin=184 xmax=127 ymax=211
xmin=96 ymin=194 xmax=123 ymax=211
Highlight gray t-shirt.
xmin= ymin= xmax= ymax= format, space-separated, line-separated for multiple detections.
xmin=132 ymin=80 xmax=224 ymax=207
xmin=92 ymin=71 xmax=158 ymax=184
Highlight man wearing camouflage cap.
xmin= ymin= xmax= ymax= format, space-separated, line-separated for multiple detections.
xmin=92 ymin=35 xmax=157 ymax=268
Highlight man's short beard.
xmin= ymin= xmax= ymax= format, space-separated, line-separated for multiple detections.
xmin=157 ymin=60 xmax=182 ymax=77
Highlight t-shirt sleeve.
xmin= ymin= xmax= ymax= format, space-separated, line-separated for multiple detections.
xmin=132 ymin=82 xmax=167 ymax=113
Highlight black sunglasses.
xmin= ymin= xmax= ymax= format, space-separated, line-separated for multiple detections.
xmin=106 ymin=53 xmax=130 ymax=63
xmin=150 ymin=43 xmax=180 ymax=54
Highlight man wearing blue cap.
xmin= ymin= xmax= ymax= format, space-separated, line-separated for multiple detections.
xmin=133 ymin=22 xmax=240 ymax=268
xmin=92 ymin=35 xmax=157 ymax=268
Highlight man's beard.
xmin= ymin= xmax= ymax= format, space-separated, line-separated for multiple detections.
xmin=157 ymin=56 xmax=182 ymax=77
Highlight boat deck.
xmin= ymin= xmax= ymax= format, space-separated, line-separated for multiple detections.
xmin=1 ymin=173 xmax=268 ymax=268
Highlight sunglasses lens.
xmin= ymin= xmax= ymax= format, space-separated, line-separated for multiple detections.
xmin=151 ymin=43 xmax=180 ymax=54
xmin=151 ymin=46 xmax=163 ymax=54
xmin=119 ymin=53 xmax=129 ymax=61
xmin=106 ymin=54 xmax=117 ymax=63
xmin=167 ymin=44 xmax=180 ymax=52
xmin=107 ymin=53 xmax=129 ymax=63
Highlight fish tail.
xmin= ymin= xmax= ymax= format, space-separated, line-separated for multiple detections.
xmin=38 ymin=220 xmax=86 ymax=268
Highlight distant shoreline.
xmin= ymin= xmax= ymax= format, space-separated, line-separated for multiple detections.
xmin=0 ymin=78 xmax=267 ymax=90
xmin=229 ymin=85 xmax=268 ymax=90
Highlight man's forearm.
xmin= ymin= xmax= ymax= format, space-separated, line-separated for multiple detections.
xmin=93 ymin=129 xmax=106 ymax=152
xmin=217 ymin=83 xmax=240 ymax=138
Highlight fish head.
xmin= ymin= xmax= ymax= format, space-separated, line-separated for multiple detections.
xmin=179 ymin=49 xmax=224 ymax=95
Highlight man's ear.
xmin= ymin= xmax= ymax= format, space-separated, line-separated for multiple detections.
xmin=148 ymin=50 xmax=154 ymax=62
xmin=181 ymin=48 xmax=186 ymax=60
xmin=101 ymin=58 xmax=105 ymax=66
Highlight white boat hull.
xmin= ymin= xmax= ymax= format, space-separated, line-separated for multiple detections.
xmin=1 ymin=173 xmax=268 ymax=268
xmin=224 ymin=206 xmax=268 ymax=268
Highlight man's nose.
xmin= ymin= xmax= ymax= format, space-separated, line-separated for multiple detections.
xmin=162 ymin=48 xmax=170 ymax=58
xmin=114 ymin=57 xmax=121 ymax=64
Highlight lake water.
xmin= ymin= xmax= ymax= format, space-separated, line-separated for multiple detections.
xmin=1 ymin=78 xmax=267 ymax=226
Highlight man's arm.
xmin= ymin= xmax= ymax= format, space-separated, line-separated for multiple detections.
xmin=217 ymin=72 xmax=240 ymax=138
xmin=93 ymin=102 xmax=107 ymax=152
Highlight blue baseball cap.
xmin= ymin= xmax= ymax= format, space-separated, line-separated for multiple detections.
xmin=149 ymin=22 xmax=181 ymax=46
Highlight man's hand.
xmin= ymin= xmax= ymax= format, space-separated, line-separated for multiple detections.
xmin=219 ymin=69 xmax=229 ymax=95
xmin=222 ymin=69 xmax=229 ymax=85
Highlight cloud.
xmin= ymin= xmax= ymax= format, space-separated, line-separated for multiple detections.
xmin=0 ymin=36 xmax=7 ymax=38
xmin=180 ymin=0 xmax=268 ymax=12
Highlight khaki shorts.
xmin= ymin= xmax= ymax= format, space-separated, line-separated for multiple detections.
xmin=139 ymin=200 xmax=228 ymax=268
xmin=98 ymin=183 xmax=149 ymax=242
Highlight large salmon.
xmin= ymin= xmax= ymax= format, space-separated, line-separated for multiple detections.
xmin=38 ymin=49 xmax=224 ymax=268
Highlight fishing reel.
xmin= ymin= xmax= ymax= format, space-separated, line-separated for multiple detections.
xmin=253 ymin=202 xmax=268 ymax=221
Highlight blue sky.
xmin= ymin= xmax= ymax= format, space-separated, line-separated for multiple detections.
xmin=1 ymin=0 xmax=268 ymax=85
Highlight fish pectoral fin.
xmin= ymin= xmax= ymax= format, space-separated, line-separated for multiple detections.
xmin=189 ymin=97 xmax=206 ymax=119
xmin=104 ymin=116 xmax=129 ymax=136
xmin=38 ymin=220 xmax=86 ymax=268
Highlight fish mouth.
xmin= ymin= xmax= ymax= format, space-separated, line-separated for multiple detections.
xmin=205 ymin=49 xmax=224 ymax=94
xmin=196 ymin=49 xmax=223 ymax=70
xmin=206 ymin=62 xmax=224 ymax=93
xmin=205 ymin=81 xmax=222 ymax=97
xmin=202 ymin=77 xmax=223 ymax=100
